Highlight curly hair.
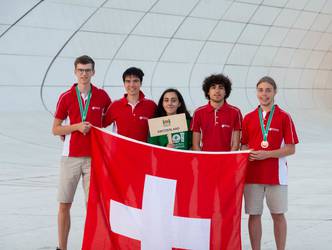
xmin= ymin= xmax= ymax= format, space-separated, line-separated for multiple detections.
xmin=202 ymin=73 xmax=232 ymax=100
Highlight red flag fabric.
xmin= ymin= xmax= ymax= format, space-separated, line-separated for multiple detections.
xmin=82 ymin=127 xmax=249 ymax=250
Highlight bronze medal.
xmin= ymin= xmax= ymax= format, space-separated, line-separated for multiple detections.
xmin=258 ymin=105 xmax=275 ymax=150
xmin=261 ymin=140 xmax=269 ymax=148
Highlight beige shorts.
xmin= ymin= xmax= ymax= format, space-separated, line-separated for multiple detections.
xmin=244 ymin=184 xmax=288 ymax=215
xmin=57 ymin=156 xmax=91 ymax=203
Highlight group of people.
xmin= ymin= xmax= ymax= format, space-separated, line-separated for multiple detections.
xmin=52 ymin=55 xmax=298 ymax=250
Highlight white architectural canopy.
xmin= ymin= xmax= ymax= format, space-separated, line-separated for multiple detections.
xmin=1 ymin=0 xmax=332 ymax=113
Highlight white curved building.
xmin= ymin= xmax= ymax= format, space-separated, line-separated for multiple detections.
xmin=1 ymin=1 xmax=331 ymax=249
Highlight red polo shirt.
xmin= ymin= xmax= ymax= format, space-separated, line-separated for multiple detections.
xmin=55 ymin=83 xmax=111 ymax=157
xmin=241 ymin=105 xmax=299 ymax=185
xmin=190 ymin=101 xmax=243 ymax=151
xmin=104 ymin=91 xmax=156 ymax=142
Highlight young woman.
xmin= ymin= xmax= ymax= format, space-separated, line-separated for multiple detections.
xmin=148 ymin=88 xmax=192 ymax=150
xmin=241 ymin=76 xmax=299 ymax=250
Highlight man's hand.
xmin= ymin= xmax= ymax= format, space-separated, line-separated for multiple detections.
xmin=249 ymin=150 xmax=271 ymax=161
xmin=77 ymin=122 xmax=92 ymax=135
xmin=248 ymin=144 xmax=295 ymax=161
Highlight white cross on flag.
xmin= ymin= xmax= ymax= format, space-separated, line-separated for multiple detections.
xmin=82 ymin=127 xmax=249 ymax=250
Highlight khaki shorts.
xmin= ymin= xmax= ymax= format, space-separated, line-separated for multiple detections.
xmin=57 ymin=156 xmax=91 ymax=203
xmin=244 ymin=184 xmax=288 ymax=215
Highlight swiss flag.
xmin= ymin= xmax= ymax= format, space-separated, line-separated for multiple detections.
xmin=82 ymin=127 xmax=249 ymax=250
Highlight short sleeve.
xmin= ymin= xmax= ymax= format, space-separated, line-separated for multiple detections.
xmin=101 ymin=91 xmax=112 ymax=127
xmin=190 ymin=111 xmax=201 ymax=133
xmin=283 ymin=114 xmax=299 ymax=144
xmin=54 ymin=93 xmax=68 ymax=121
xmin=241 ymin=116 xmax=249 ymax=145
xmin=234 ymin=109 xmax=243 ymax=131
xmin=104 ymin=102 xmax=115 ymax=127
xmin=103 ymin=91 xmax=112 ymax=111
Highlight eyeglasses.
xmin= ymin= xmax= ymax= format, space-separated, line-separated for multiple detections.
xmin=76 ymin=68 xmax=93 ymax=74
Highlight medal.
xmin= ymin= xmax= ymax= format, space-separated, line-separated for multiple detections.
xmin=261 ymin=140 xmax=269 ymax=148
xmin=76 ymin=85 xmax=91 ymax=122
xmin=258 ymin=105 xmax=275 ymax=149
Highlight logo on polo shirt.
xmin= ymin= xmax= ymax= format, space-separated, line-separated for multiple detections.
xmin=221 ymin=124 xmax=231 ymax=128
xmin=139 ymin=116 xmax=149 ymax=120
xmin=92 ymin=106 xmax=101 ymax=110
xmin=269 ymin=128 xmax=279 ymax=132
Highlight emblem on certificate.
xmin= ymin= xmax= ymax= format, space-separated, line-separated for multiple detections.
xmin=148 ymin=113 xmax=188 ymax=144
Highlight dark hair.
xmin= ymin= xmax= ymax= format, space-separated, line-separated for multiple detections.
xmin=154 ymin=88 xmax=191 ymax=119
xmin=122 ymin=67 xmax=144 ymax=82
xmin=74 ymin=55 xmax=95 ymax=70
xmin=256 ymin=76 xmax=277 ymax=90
xmin=202 ymin=73 xmax=232 ymax=100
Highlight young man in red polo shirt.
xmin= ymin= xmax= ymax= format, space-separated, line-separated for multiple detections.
xmin=52 ymin=55 xmax=111 ymax=250
xmin=104 ymin=67 xmax=156 ymax=142
xmin=191 ymin=73 xmax=242 ymax=151
xmin=241 ymin=76 xmax=299 ymax=250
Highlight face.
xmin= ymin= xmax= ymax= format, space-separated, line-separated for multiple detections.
xmin=124 ymin=75 xmax=141 ymax=96
xmin=208 ymin=84 xmax=226 ymax=104
xmin=162 ymin=91 xmax=181 ymax=116
xmin=75 ymin=63 xmax=94 ymax=85
xmin=256 ymin=81 xmax=276 ymax=108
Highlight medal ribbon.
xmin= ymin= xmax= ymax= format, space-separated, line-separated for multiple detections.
xmin=75 ymin=85 xmax=91 ymax=122
xmin=258 ymin=105 xmax=275 ymax=142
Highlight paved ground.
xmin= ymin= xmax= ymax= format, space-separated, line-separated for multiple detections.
xmin=0 ymin=110 xmax=331 ymax=249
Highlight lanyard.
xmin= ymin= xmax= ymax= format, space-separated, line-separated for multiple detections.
xmin=258 ymin=105 xmax=275 ymax=143
xmin=75 ymin=85 xmax=91 ymax=122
